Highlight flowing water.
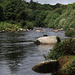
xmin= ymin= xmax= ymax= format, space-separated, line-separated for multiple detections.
xmin=0 ymin=28 xmax=68 ymax=75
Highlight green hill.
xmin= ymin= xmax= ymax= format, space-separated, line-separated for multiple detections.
xmin=0 ymin=0 xmax=75 ymax=34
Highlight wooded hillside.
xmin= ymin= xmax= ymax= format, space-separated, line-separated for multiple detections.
xmin=0 ymin=0 xmax=75 ymax=31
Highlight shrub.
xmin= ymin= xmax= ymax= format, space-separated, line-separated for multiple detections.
xmin=47 ymin=38 xmax=75 ymax=59
xmin=0 ymin=22 xmax=20 ymax=31
xmin=20 ymin=20 xmax=26 ymax=28
xmin=58 ymin=55 xmax=75 ymax=75
xmin=65 ymin=29 xmax=75 ymax=37
xmin=24 ymin=21 xmax=34 ymax=29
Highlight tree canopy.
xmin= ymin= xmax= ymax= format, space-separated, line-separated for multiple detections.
xmin=0 ymin=0 xmax=75 ymax=30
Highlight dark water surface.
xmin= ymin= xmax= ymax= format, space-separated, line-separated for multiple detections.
xmin=0 ymin=28 xmax=68 ymax=75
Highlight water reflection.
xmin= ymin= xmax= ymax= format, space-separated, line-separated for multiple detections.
xmin=37 ymin=45 xmax=54 ymax=55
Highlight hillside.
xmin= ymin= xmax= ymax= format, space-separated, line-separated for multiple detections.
xmin=0 ymin=0 xmax=75 ymax=33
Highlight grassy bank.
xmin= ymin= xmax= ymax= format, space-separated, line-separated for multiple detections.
xmin=57 ymin=55 xmax=75 ymax=75
xmin=46 ymin=38 xmax=75 ymax=75
xmin=0 ymin=22 xmax=21 ymax=32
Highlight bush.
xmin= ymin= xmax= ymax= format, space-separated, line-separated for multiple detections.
xmin=65 ymin=29 xmax=75 ymax=37
xmin=47 ymin=38 xmax=75 ymax=59
xmin=0 ymin=22 xmax=20 ymax=31
xmin=20 ymin=20 xmax=26 ymax=28
xmin=57 ymin=55 xmax=75 ymax=75
xmin=24 ymin=21 xmax=34 ymax=29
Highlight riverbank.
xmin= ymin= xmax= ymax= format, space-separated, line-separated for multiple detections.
xmin=57 ymin=55 xmax=75 ymax=75
xmin=0 ymin=22 xmax=20 ymax=32
xmin=47 ymin=38 xmax=75 ymax=75
xmin=0 ymin=22 xmax=33 ymax=33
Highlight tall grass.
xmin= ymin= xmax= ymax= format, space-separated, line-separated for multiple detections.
xmin=0 ymin=22 xmax=20 ymax=31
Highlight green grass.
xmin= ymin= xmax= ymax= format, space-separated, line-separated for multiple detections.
xmin=0 ymin=22 xmax=20 ymax=32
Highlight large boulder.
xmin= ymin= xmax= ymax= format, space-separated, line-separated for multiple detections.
xmin=32 ymin=60 xmax=59 ymax=73
xmin=34 ymin=36 xmax=61 ymax=45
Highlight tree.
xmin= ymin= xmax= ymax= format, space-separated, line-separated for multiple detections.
xmin=0 ymin=6 xmax=4 ymax=21
xmin=30 ymin=0 xmax=33 ymax=4
xmin=35 ymin=11 xmax=49 ymax=27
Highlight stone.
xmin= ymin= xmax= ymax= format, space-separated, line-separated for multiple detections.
xmin=53 ymin=29 xmax=58 ymax=32
xmin=53 ymin=28 xmax=64 ymax=32
xmin=43 ymin=34 xmax=48 ymax=36
xmin=36 ymin=30 xmax=41 ymax=32
xmin=32 ymin=60 xmax=59 ymax=73
xmin=34 ymin=36 xmax=61 ymax=45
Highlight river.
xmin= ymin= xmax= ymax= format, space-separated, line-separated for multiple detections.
xmin=0 ymin=28 xmax=68 ymax=75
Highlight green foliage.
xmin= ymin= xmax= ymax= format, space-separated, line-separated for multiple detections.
xmin=0 ymin=22 xmax=20 ymax=31
xmin=65 ymin=29 xmax=75 ymax=37
xmin=29 ymin=0 xmax=37 ymax=9
xmin=47 ymin=38 xmax=75 ymax=59
xmin=44 ymin=10 xmax=60 ymax=28
xmin=59 ymin=55 xmax=75 ymax=75
xmin=25 ymin=9 xmax=34 ymax=21
xmin=44 ymin=3 xmax=75 ymax=30
xmin=17 ymin=10 xmax=26 ymax=21
xmin=72 ymin=3 xmax=75 ymax=9
xmin=24 ymin=21 xmax=34 ymax=29
xmin=3 ymin=0 xmax=26 ymax=20
xmin=20 ymin=20 xmax=26 ymax=28
xmin=0 ymin=0 xmax=75 ymax=31
xmin=52 ymin=5 xmax=75 ymax=29
xmin=34 ymin=11 xmax=50 ymax=27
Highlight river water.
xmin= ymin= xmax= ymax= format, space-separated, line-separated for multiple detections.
xmin=0 ymin=28 xmax=68 ymax=75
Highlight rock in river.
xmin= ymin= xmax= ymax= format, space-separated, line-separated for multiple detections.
xmin=34 ymin=36 xmax=61 ymax=45
xmin=32 ymin=60 xmax=59 ymax=73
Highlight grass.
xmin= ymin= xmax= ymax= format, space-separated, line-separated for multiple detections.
xmin=0 ymin=22 xmax=21 ymax=32
xmin=58 ymin=55 xmax=75 ymax=75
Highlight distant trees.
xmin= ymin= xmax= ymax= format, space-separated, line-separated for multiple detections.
xmin=34 ymin=11 xmax=50 ymax=27
xmin=3 ymin=0 xmax=26 ymax=20
xmin=0 ymin=0 xmax=75 ymax=30
xmin=30 ymin=0 xmax=33 ymax=3
xmin=0 ymin=0 xmax=3 ymax=3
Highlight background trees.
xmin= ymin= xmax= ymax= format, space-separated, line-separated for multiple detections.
xmin=0 ymin=0 xmax=75 ymax=30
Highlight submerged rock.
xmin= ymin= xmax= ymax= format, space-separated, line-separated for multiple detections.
xmin=34 ymin=36 xmax=61 ymax=45
xmin=36 ymin=30 xmax=41 ymax=32
xmin=53 ymin=28 xmax=63 ymax=32
xmin=32 ymin=60 xmax=59 ymax=73
xmin=43 ymin=34 xmax=48 ymax=36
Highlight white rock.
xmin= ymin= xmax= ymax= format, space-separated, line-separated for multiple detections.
xmin=34 ymin=36 xmax=60 ymax=45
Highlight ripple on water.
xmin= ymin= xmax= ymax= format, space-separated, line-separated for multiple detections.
xmin=0 ymin=28 xmax=68 ymax=75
